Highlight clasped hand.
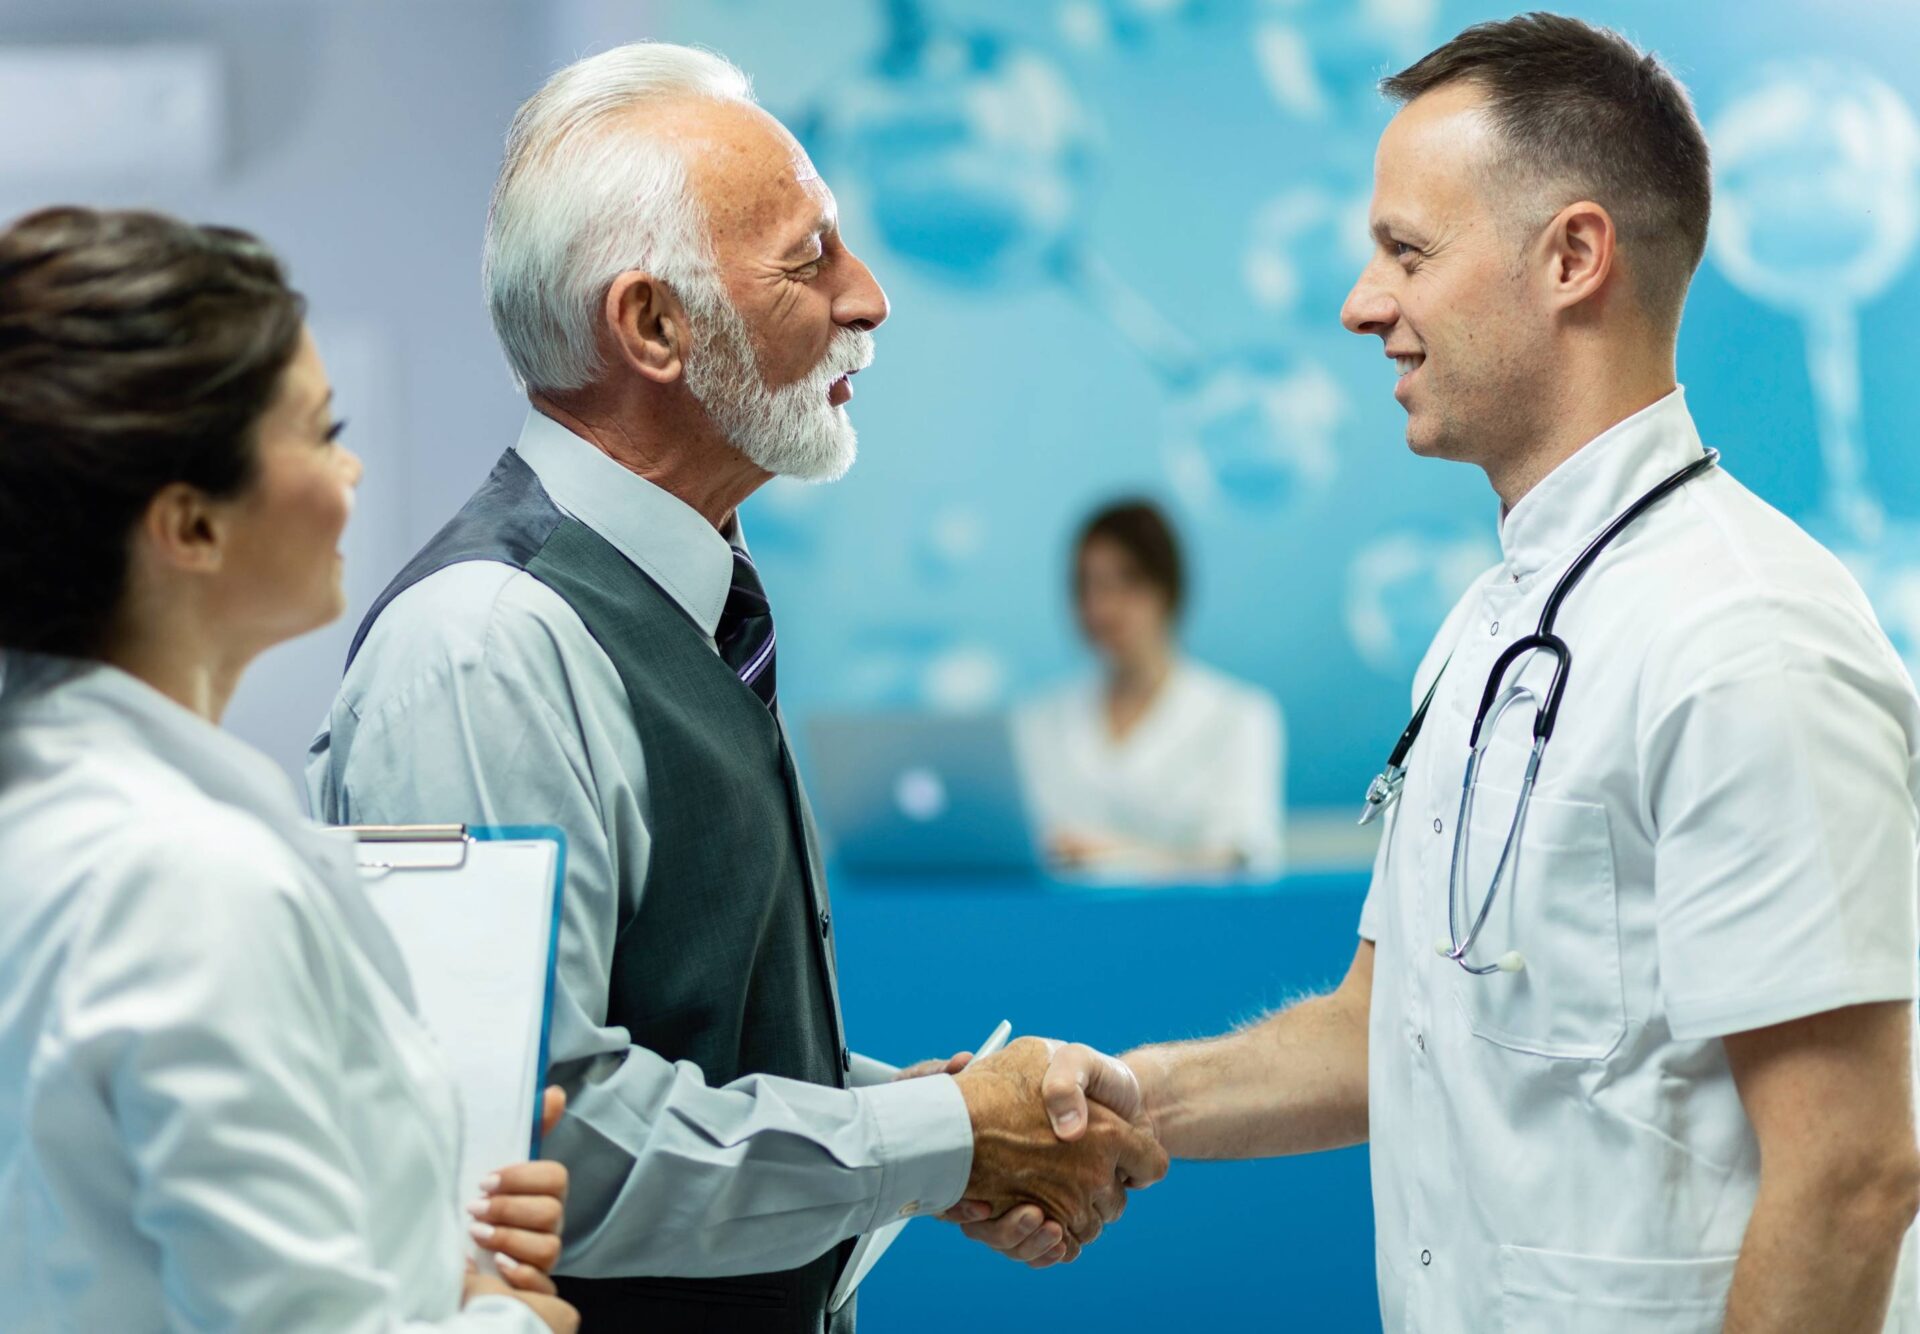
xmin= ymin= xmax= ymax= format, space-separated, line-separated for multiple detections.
xmin=942 ymin=1037 xmax=1165 ymax=1267
xmin=461 ymin=1086 xmax=580 ymax=1333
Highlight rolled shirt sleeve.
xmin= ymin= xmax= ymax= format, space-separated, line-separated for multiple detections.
xmin=310 ymin=568 xmax=974 ymax=1278
xmin=1638 ymin=586 xmax=1920 ymax=1040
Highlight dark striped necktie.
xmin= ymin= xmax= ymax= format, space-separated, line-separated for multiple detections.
xmin=716 ymin=545 xmax=777 ymax=712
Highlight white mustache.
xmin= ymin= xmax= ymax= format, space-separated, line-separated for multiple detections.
xmin=812 ymin=329 xmax=874 ymax=387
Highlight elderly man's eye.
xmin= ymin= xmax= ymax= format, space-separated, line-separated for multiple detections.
xmin=792 ymin=257 xmax=825 ymax=280
xmin=1393 ymin=241 xmax=1421 ymax=261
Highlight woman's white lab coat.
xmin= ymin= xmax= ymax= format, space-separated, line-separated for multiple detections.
xmin=1015 ymin=658 xmax=1285 ymax=876
xmin=0 ymin=658 xmax=543 ymax=1332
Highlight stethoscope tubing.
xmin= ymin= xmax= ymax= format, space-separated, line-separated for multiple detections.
xmin=1362 ymin=448 xmax=1721 ymax=974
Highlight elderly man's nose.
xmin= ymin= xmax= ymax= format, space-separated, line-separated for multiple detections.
xmin=836 ymin=250 xmax=889 ymax=332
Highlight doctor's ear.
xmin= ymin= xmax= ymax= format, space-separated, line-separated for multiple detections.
xmin=135 ymin=482 xmax=230 ymax=576
xmin=1535 ymin=199 xmax=1618 ymax=315
xmin=603 ymin=271 xmax=689 ymax=386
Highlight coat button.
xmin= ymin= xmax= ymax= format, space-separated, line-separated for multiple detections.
xmin=841 ymin=1045 xmax=852 ymax=1073
xmin=818 ymin=910 xmax=832 ymax=939
xmin=1420 ymin=1249 xmax=1432 ymax=1267
xmin=1432 ymin=818 xmax=1443 ymax=834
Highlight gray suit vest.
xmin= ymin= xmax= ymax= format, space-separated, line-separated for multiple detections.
xmin=348 ymin=449 xmax=856 ymax=1333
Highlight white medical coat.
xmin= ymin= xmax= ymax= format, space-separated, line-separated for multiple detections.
xmin=0 ymin=658 xmax=542 ymax=1332
xmin=1361 ymin=390 xmax=1920 ymax=1332
xmin=1016 ymin=659 xmax=1285 ymax=875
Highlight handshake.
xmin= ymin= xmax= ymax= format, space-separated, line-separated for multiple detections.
xmin=904 ymin=1037 xmax=1168 ymax=1267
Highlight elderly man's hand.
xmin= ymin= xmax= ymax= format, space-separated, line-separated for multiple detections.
xmin=949 ymin=1037 xmax=1167 ymax=1262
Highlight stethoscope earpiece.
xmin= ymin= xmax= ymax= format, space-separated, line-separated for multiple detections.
xmin=1496 ymin=951 xmax=1526 ymax=974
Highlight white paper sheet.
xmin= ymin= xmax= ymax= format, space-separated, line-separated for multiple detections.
xmin=357 ymin=832 xmax=561 ymax=1273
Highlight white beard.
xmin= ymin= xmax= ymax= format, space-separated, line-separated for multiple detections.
xmin=683 ymin=285 xmax=874 ymax=483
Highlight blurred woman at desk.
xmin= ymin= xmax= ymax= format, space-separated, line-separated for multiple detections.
xmin=1016 ymin=498 xmax=1285 ymax=879
xmin=0 ymin=208 xmax=572 ymax=1332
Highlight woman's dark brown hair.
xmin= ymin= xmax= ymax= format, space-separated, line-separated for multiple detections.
xmin=0 ymin=206 xmax=306 ymax=657
xmin=1074 ymin=497 xmax=1186 ymax=619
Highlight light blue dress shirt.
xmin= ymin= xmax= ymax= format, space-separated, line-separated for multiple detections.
xmin=307 ymin=409 xmax=973 ymax=1279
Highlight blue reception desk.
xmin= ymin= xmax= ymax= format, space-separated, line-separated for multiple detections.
xmin=830 ymin=868 xmax=1383 ymax=1332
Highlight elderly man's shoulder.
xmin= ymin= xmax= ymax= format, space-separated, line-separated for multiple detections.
xmin=347 ymin=558 xmax=597 ymax=695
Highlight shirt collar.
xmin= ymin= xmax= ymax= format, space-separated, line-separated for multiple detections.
xmin=0 ymin=655 xmax=420 ymax=1010
xmin=1498 ymin=387 xmax=1707 ymax=581
xmin=511 ymin=408 xmax=738 ymax=639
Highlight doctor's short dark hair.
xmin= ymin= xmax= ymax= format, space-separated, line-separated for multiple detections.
xmin=1074 ymin=498 xmax=1186 ymax=619
xmin=0 ymin=207 xmax=306 ymax=658
xmin=1382 ymin=11 xmax=1711 ymax=327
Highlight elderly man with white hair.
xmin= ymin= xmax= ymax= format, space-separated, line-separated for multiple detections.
xmin=308 ymin=41 xmax=1163 ymax=1334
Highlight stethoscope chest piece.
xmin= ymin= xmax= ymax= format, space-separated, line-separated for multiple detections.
xmin=1434 ymin=937 xmax=1527 ymax=973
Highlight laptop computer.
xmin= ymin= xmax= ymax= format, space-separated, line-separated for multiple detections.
xmin=805 ymin=711 xmax=1043 ymax=873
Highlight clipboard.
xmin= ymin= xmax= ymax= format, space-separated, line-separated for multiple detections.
xmin=350 ymin=824 xmax=566 ymax=1273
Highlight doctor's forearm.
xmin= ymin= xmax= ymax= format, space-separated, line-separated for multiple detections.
xmin=1126 ymin=946 xmax=1372 ymax=1160
xmin=1722 ymin=1001 xmax=1920 ymax=1332
xmin=1723 ymin=1178 xmax=1913 ymax=1333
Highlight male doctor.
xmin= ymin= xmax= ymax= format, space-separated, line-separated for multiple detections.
xmin=1020 ymin=13 xmax=1920 ymax=1331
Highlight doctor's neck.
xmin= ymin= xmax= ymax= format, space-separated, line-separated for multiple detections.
xmin=104 ymin=618 xmax=251 ymax=726
xmin=1482 ymin=327 xmax=1679 ymax=513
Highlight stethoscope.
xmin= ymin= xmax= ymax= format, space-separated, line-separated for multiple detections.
xmin=1357 ymin=449 xmax=1720 ymax=976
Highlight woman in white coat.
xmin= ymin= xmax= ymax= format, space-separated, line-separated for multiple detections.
xmin=0 ymin=208 xmax=575 ymax=1332
xmin=1016 ymin=499 xmax=1286 ymax=880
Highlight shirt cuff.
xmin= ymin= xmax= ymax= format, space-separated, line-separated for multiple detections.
xmin=855 ymin=1073 xmax=973 ymax=1228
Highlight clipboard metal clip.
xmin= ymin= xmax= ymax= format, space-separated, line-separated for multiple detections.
xmin=349 ymin=824 xmax=472 ymax=875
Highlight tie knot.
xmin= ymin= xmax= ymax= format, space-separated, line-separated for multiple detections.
xmin=717 ymin=545 xmax=776 ymax=712
xmin=726 ymin=545 xmax=769 ymax=616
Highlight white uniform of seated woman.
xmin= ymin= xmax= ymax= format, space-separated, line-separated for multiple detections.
xmin=1015 ymin=500 xmax=1284 ymax=880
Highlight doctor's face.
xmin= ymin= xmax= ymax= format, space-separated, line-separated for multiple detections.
xmin=203 ymin=327 xmax=362 ymax=651
xmin=1341 ymin=81 xmax=1556 ymax=468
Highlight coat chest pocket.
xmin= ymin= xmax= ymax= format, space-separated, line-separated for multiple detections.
xmin=1446 ymin=783 xmax=1626 ymax=1060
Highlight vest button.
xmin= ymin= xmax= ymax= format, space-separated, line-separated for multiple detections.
xmin=819 ymin=910 xmax=832 ymax=938
xmin=841 ymin=1045 xmax=852 ymax=1073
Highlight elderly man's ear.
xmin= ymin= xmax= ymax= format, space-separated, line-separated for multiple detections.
xmin=603 ymin=271 xmax=688 ymax=385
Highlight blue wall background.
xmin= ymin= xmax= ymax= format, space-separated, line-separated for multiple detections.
xmin=601 ymin=0 xmax=1920 ymax=812
xmin=17 ymin=0 xmax=1912 ymax=817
